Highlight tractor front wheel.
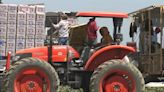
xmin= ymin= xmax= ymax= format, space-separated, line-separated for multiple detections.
xmin=90 ymin=59 xmax=145 ymax=92
xmin=3 ymin=58 xmax=59 ymax=92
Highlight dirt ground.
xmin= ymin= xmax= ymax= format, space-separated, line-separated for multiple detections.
xmin=58 ymin=85 xmax=164 ymax=92
xmin=145 ymin=87 xmax=164 ymax=92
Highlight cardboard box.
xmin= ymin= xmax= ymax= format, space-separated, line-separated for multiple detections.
xmin=27 ymin=13 xmax=35 ymax=20
xmin=27 ymin=20 xmax=35 ymax=25
xmin=8 ymin=13 xmax=17 ymax=20
xmin=0 ymin=27 xmax=7 ymax=36
xmin=16 ymin=27 xmax=26 ymax=36
xmin=0 ymin=49 xmax=6 ymax=56
xmin=0 ymin=37 xmax=7 ymax=56
xmin=0 ymin=4 xmax=8 ymax=12
xmin=0 ymin=19 xmax=7 ymax=26
xmin=27 ymin=6 xmax=35 ymax=13
xmin=25 ymin=43 xmax=35 ymax=49
xmin=35 ymin=35 xmax=45 ymax=47
xmin=7 ymin=35 xmax=15 ymax=40
xmin=7 ymin=34 xmax=16 ymax=39
xmin=7 ymin=20 xmax=16 ymax=28
xmin=26 ymin=26 xmax=35 ymax=35
xmin=0 ymin=12 xmax=8 ymax=19
xmin=26 ymin=35 xmax=35 ymax=39
xmin=8 ymin=4 xmax=17 ymax=13
xmin=16 ymin=38 xmax=25 ymax=51
xmin=17 ymin=12 xmax=26 ymax=20
xmin=17 ymin=20 xmax=26 ymax=26
xmin=35 ymin=42 xmax=44 ymax=47
xmin=36 ymin=20 xmax=45 ymax=28
xmin=6 ymin=42 xmax=15 ymax=54
xmin=27 ymin=25 xmax=35 ymax=29
xmin=36 ymin=13 xmax=45 ymax=21
xmin=0 ymin=33 xmax=6 ymax=37
xmin=35 ymin=5 xmax=45 ymax=13
xmin=35 ymin=35 xmax=46 ymax=42
xmin=18 ymin=5 xmax=28 ymax=13
xmin=25 ymin=35 xmax=35 ymax=48
xmin=0 ymin=39 xmax=6 ymax=49
xmin=0 ymin=35 xmax=6 ymax=39
xmin=38 ymin=34 xmax=46 ymax=39
xmin=7 ymin=27 xmax=16 ymax=35
xmin=35 ymin=38 xmax=44 ymax=43
xmin=17 ymin=35 xmax=25 ymax=39
xmin=35 ymin=27 xmax=46 ymax=35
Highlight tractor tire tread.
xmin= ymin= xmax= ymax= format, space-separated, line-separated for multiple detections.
xmin=3 ymin=57 xmax=59 ymax=92
xmin=89 ymin=59 xmax=145 ymax=92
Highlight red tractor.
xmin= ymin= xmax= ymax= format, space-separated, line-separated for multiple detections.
xmin=3 ymin=12 xmax=144 ymax=92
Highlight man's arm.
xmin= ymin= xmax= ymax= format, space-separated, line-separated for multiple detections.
xmin=52 ymin=21 xmax=62 ymax=29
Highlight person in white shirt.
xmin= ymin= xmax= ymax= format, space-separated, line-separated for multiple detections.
xmin=53 ymin=15 xmax=70 ymax=45
xmin=151 ymin=27 xmax=161 ymax=53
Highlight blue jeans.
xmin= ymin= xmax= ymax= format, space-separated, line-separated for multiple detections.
xmin=58 ymin=37 xmax=68 ymax=45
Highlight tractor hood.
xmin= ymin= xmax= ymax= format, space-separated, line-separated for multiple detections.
xmin=15 ymin=46 xmax=80 ymax=62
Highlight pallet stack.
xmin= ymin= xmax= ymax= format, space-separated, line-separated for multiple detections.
xmin=16 ymin=5 xmax=27 ymax=51
xmin=25 ymin=5 xmax=36 ymax=49
xmin=35 ymin=5 xmax=46 ymax=47
xmin=0 ymin=4 xmax=9 ymax=56
xmin=0 ymin=4 xmax=46 ymax=56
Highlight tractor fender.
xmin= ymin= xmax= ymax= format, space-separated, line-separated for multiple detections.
xmin=84 ymin=45 xmax=135 ymax=71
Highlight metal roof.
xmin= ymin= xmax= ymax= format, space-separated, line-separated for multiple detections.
xmin=129 ymin=5 xmax=164 ymax=16
xmin=129 ymin=5 xmax=164 ymax=27
xmin=76 ymin=12 xmax=128 ymax=18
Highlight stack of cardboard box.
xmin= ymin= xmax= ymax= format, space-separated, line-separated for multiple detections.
xmin=6 ymin=4 xmax=17 ymax=55
xmin=26 ymin=5 xmax=36 ymax=48
xmin=0 ymin=4 xmax=46 ymax=56
xmin=35 ymin=5 xmax=45 ymax=47
xmin=16 ymin=5 xmax=27 ymax=51
xmin=0 ymin=4 xmax=8 ymax=56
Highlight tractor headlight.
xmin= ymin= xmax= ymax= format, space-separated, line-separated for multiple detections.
xmin=68 ymin=50 xmax=75 ymax=60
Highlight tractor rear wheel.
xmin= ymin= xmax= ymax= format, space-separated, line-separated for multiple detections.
xmin=3 ymin=58 xmax=59 ymax=92
xmin=90 ymin=59 xmax=145 ymax=92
